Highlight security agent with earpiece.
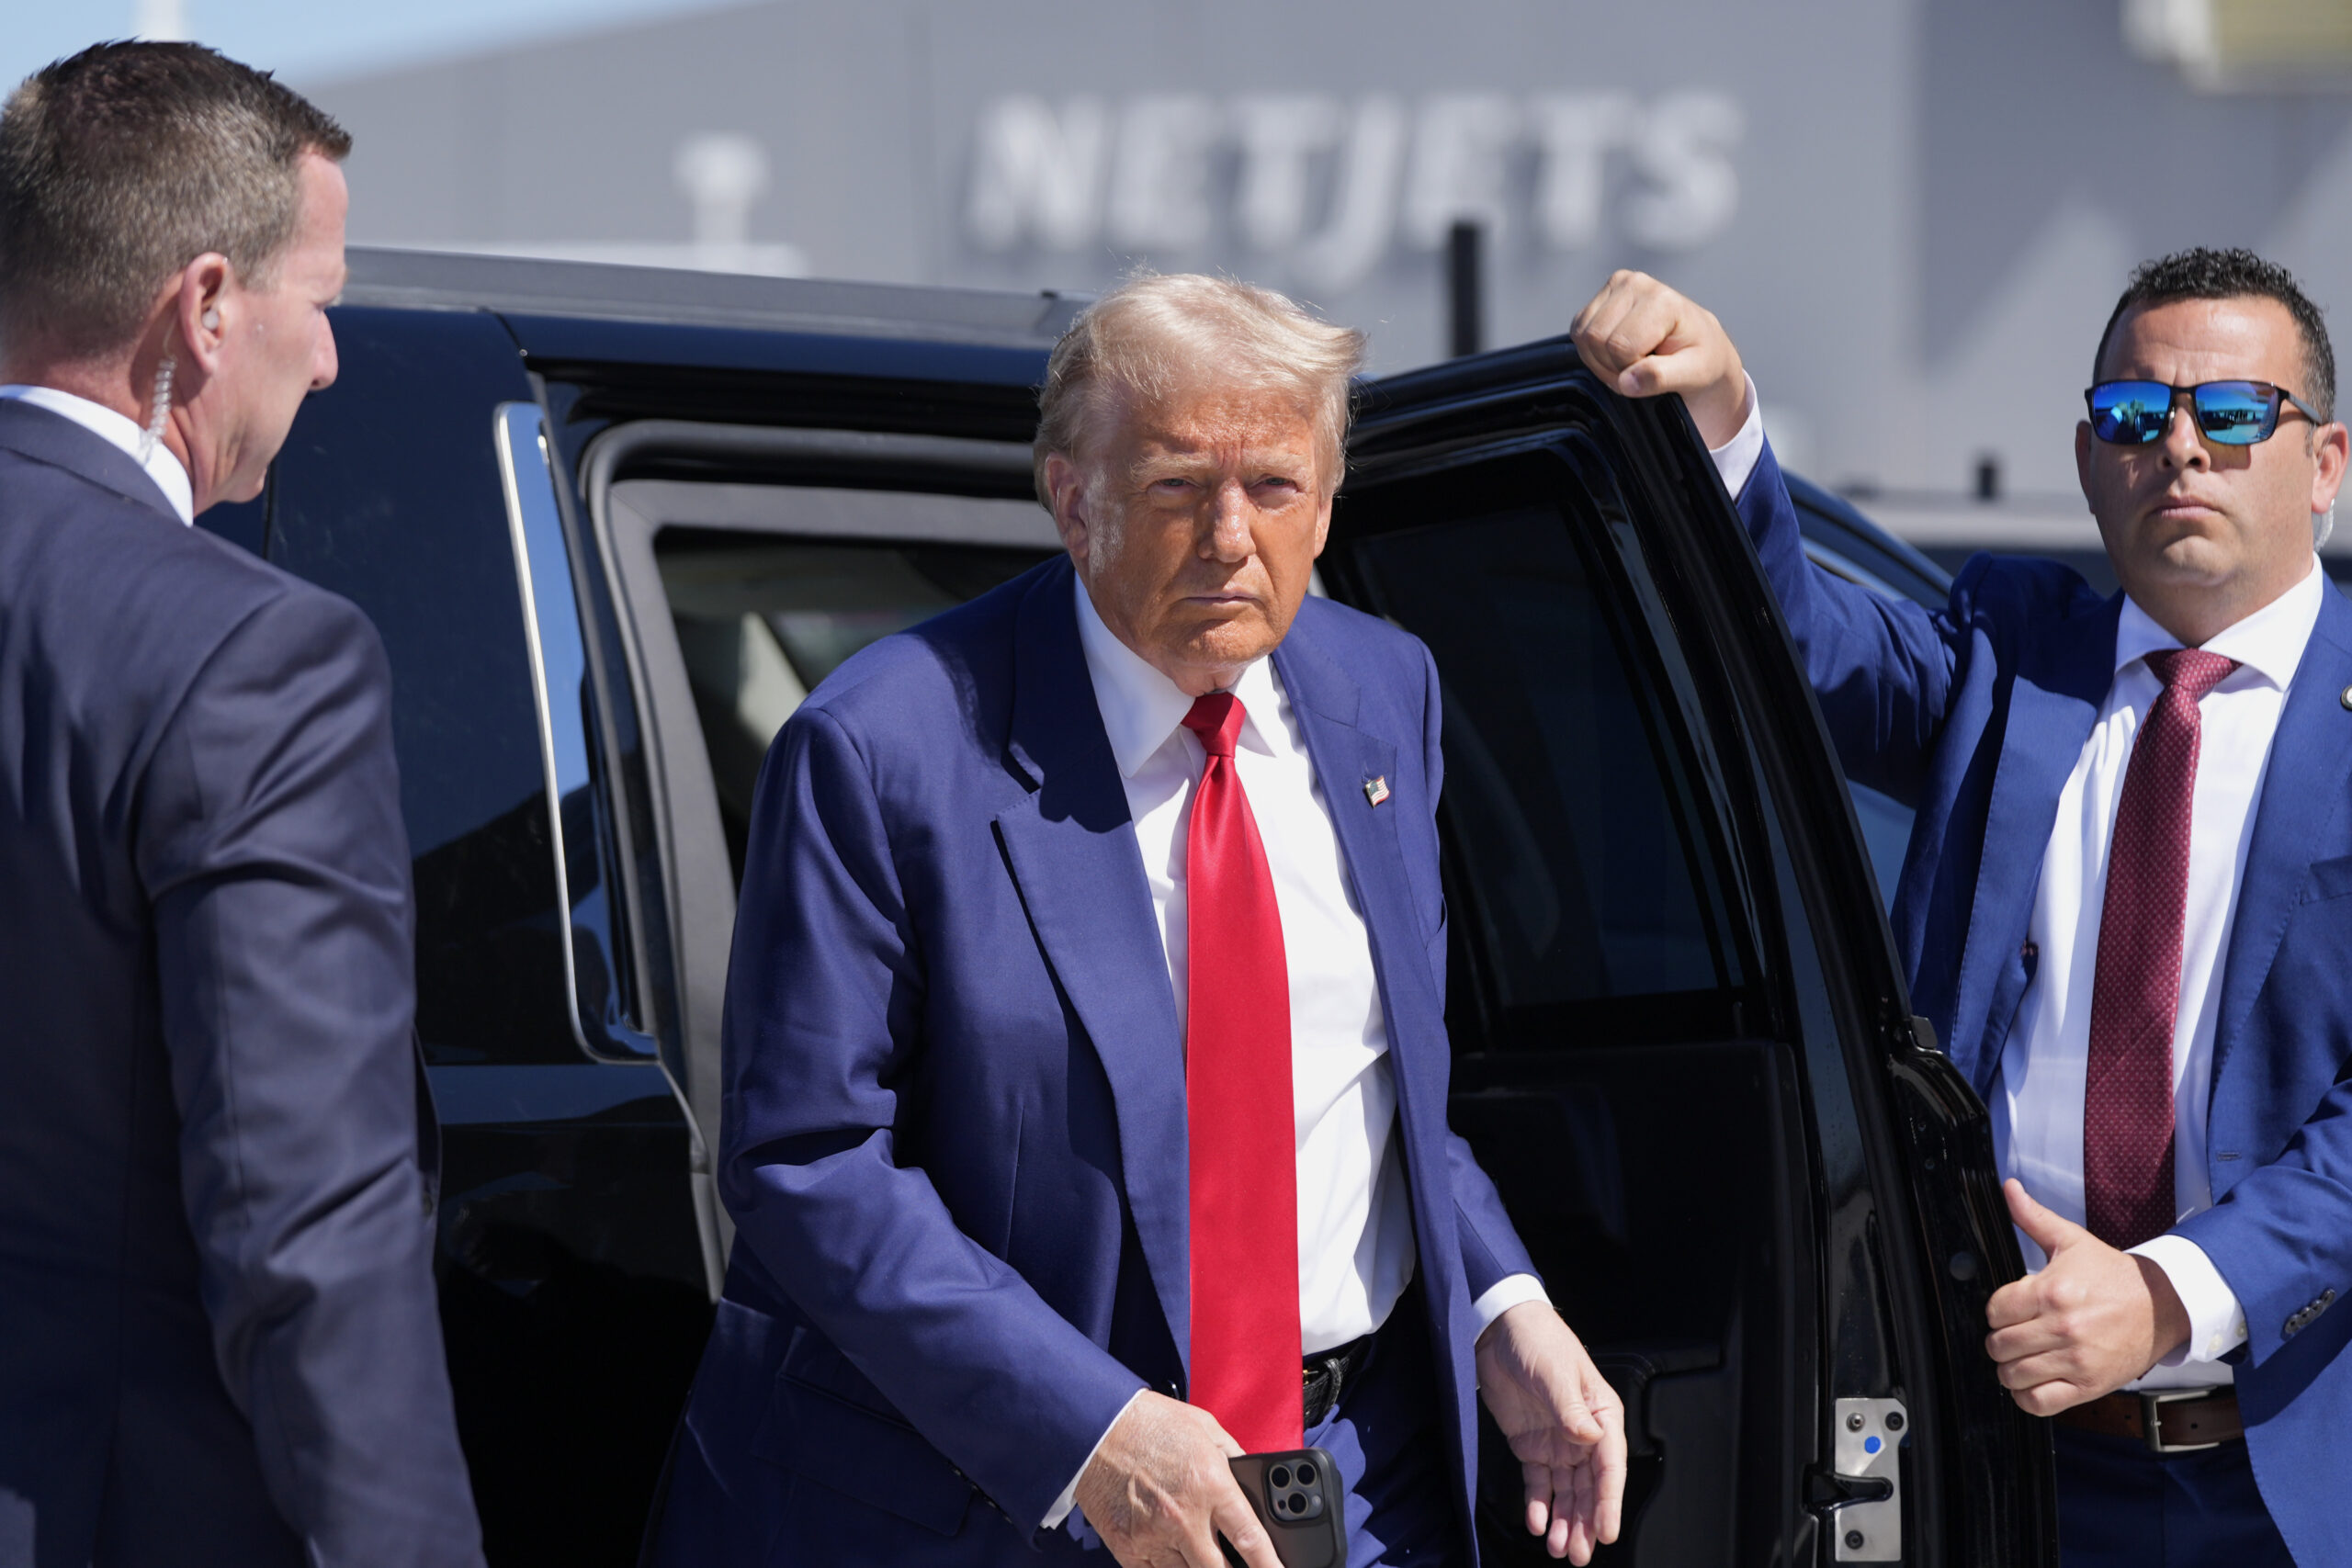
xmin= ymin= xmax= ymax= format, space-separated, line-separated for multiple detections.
xmin=1574 ymin=251 xmax=2352 ymax=1564
xmin=0 ymin=43 xmax=483 ymax=1568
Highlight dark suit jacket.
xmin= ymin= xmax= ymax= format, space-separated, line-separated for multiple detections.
xmin=1738 ymin=438 xmax=2352 ymax=1564
xmin=651 ymin=554 xmax=1536 ymax=1566
xmin=0 ymin=400 xmax=482 ymax=1567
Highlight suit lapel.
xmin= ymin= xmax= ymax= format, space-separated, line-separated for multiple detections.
xmin=0 ymin=398 xmax=180 ymax=522
xmin=2210 ymin=589 xmax=2352 ymax=1103
xmin=991 ymin=559 xmax=1195 ymax=1364
xmin=1270 ymin=631 xmax=1424 ymax=1030
xmin=1951 ymin=594 xmax=2120 ymax=1093
xmin=1271 ymin=626 xmax=1461 ymax=1324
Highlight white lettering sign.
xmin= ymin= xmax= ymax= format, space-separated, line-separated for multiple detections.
xmin=966 ymin=90 xmax=1745 ymax=289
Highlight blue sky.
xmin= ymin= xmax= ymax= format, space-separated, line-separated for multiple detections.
xmin=0 ymin=0 xmax=736 ymax=94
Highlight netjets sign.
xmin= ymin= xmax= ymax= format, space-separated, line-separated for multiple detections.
xmin=965 ymin=92 xmax=1745 ymax=291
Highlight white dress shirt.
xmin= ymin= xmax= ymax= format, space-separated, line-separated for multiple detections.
xmin=1710 ymin=385 xmax=2293 ymax=1385
xmin=1048 ymin=575 xmax=1544 ymax=1529
xmin=0 ymin=384 xmax=194 ymax=525
xmin=1992 ymin=565 xmax=2322 ymax=1383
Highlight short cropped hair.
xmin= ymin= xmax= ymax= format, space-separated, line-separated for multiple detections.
xmin=2094 ymin=247 xmax=2336 ymax=421
xmin=0 ymin=41 xmax=350 ymax=360
xmin=1035 ymin=273 xmax=1367 ymax=504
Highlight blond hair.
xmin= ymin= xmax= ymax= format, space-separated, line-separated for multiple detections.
xmin=1034 ymin=273 xmax=1366 ymax=504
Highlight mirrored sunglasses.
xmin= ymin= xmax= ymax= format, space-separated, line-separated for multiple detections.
xmin=2085 ymin=378 xmax=2322 ymax=446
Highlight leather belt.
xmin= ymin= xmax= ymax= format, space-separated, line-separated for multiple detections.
xmin=2052 ymin=1386 xmax=2242 ymax=1454
xmin=1302 ymin=1334 xmax=1374 ymax=1429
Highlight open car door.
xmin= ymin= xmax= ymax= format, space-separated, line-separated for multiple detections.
xmin=1322 ymin=341 xmax=2061 ymax=1567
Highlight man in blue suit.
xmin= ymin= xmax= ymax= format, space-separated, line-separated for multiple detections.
xmin=0 ymin=44 xmax=481 ymax=1566
xmin=1573 ymin=254 xmax=2351 ymax=1564
xmin=652 ymin=274 xmax=1626 ymax=1567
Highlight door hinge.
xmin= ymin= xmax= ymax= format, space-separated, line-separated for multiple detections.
xmin=1826 ymin=1397 xmax=1905 ymax=1562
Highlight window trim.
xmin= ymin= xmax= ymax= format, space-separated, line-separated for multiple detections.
xmin=493 ymin=400 xmax=656 ymax=1066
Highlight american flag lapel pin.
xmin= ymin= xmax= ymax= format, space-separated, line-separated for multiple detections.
xmin=1363 ymin=775 xmax=1391 ymax=807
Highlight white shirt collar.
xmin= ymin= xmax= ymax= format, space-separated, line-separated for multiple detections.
xmin=0 ymin=383 xmax=195 ymax=525
xmin=2115 ymin=556 xmax=2325 ymax=692
xmin=1072 ymin=570 xmax=1283 ymax=777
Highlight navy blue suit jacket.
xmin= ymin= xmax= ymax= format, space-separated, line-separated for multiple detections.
xmin=0 ymin=401 xmax=481 ymax=1566
xmin=1739 ymin=440 xmax=2352 ymax=1562
xmin=654 ymin=555 xmax=1536 ymax=1565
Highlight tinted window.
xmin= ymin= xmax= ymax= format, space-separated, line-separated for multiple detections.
xmin=266 ymin=308 xmax=579 ymax=1064
xmin=656 ymin=529 xmax=1050 ymax=880
xmin=1333 ymin=465 xmax=1753 ymax=1045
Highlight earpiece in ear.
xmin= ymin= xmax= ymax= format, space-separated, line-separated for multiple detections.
xmin=202 ymin=308 xmax=220 ymax=332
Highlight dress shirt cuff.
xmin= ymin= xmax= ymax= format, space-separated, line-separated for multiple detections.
xmin=1471 ymin=1273 xmax=1552 ymax=1339
xmin=1047 ymin=1387 xmax=1149 ymax=1534
xmin=2128 ymin=1235 xmax=2249 ymax=1366
xmin=1706 ymin=373 xmax=1766 ymax=500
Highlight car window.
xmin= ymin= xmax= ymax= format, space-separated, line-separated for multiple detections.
xmin=1342 ymin=498 xmax=1750 ymax=1039
xmin=655 ymin=529 xmax=1051 ymax=881
xmin=262 ymin=308 xmax=579 ymax=1065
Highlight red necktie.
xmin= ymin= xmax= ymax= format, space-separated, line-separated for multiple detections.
xmin=2082 ymin=648 xmax=2238 ymax=1250
xmin=1180 ymin=692 xmax=1302 ymax=1453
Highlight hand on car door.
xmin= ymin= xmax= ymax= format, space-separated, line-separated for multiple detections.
xmin=1570 ymin=270 xmax=1752 ymax=450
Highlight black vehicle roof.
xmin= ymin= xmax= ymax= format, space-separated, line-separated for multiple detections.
xmin=343 ymin=246 xmax=1085 ymax=350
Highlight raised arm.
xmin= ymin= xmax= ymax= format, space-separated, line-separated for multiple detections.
xmin=138 ymin=588 xmax=482 ymax=1567
xmin=1571 ymin=272 xmax=1962 ymax=802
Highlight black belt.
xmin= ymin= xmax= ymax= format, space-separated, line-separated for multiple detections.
xmin=1302 ymin=1334 xmax=1374 ymax=1428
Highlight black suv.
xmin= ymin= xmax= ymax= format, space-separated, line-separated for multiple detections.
xmin=197 ymin=249 xmax=2053 ymax=1567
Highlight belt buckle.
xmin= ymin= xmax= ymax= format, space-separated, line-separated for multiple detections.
xmin=2138 ymin=1388 xmax=2225 ymax=1456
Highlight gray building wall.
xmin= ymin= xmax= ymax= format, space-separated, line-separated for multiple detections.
xmin=309 ymin=0 xmax=2352 ymax=506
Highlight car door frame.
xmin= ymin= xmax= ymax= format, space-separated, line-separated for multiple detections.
xmin=1333 ymin=337 xmax=2059 ymax=1567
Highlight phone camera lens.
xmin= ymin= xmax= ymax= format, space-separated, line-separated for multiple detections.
xmin=1274 ymin=1494 xmax=1295 ymax=1516
xmin=1269 ymin=1465 xmax=1291 ymax=1489
xmin=1295 ymin=1462 xmax=1317 ymax=1486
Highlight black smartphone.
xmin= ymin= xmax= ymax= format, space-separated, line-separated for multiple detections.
xmin=1219 ymin=1447 xmax=1345 ymax=1568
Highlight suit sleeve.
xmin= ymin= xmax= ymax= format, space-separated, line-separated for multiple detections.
xmin=135 ymin=588 xmax=483 ymax=1568
xmin=2174 ymin=1077 xmax=2352 ymax=1371
xmin=719 ymin=705 xmax=1146 ymax=1535
xmin=1736 ymin=437 xmax=1963 ymax=805
xmin=1410 ymin=643 xmax=1543 ymax=1302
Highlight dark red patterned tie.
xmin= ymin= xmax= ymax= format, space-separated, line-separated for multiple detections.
xmin=2082 ymin=649 xmax=2238 ymax=1250
xmin=1180 ymin=693 xmax=1302 ymax=1452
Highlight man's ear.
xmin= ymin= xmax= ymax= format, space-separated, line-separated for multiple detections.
xmin=172 ymin=253 xmax=232 ymax=375
xmin=2074 ymin=419 xmax=2096 ymax=508
xmin=2312 ymin=420 xmax=2349 ymax=515
xmin=1044 ymin=451 xmax=1092 ymax=566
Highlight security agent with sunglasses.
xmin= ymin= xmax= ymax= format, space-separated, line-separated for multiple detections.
xmin=1573 ymin=248 xmax=2351 ymax=1566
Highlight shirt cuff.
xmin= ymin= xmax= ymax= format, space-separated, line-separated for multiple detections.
xmin=1046 ymin=1387 xmax=1149 ymax=1534
xmin=1471 ymin=1273 xmax=1552 ymax=1339
xmin=2129 ymin=1235 xmax=2249 ymax=1366
xmin=1707 ymin=372 xmax=1766 ymax=500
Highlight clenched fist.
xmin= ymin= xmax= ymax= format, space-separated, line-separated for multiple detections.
xmin=1569 ymin=270 xmax=1751 ymax=449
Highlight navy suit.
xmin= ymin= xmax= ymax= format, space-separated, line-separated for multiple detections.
xmin=1737 ymin=440 xmax=2352 ymax=1564
xmin=0 ymin=401 xmax=482 ymax=1566
xmin=652 ymin=554 xmax=1536 ymax=1564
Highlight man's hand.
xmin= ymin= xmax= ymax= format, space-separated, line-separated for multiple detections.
xmin=1476 ymin=1302 xmax=1626 ymax=1565
xmin=1073 ymin=1393 xmax=1282 ymax=1568
xmin=1568 ymin=270 xmax=1750 ymax=448
xmin=1984 ymin=1179 xmax=2192 ymax=1415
